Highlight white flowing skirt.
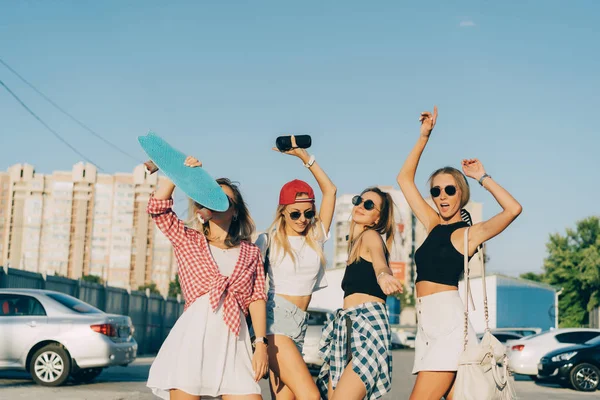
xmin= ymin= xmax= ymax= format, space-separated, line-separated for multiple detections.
xmin=412 ymin=290 xmax=478 ymax=374
xmin=147 ymin=294 xmax=260 ymax=399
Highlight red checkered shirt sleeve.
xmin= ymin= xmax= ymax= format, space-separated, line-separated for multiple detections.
xmin=243 ymin=247 xmax=267 ymax=311
xmin=147 ymin=195 xmax=188 ymax=248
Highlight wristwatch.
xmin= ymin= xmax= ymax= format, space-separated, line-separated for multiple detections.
xmin=304 ymin=155 xmax=315 ymax=168
xmin=253 ymin=336 xmax=269 ymax=347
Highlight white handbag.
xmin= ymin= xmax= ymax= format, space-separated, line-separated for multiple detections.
xmin=454 ymin=227 xmax=517 ymax=400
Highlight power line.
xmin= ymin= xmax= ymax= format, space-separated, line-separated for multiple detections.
xmin=0 ymin=78 xmax=105 ymax=171
xmin=0 ymin=57 xmax=141 ymax=163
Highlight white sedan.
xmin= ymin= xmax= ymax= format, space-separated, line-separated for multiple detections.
xmin=507 ymin=328 xmax=600 ymax=377
xmin=0 ymin=289 xmax=137 ymax=386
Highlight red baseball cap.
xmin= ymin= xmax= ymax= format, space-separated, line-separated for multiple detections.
xmin=279 ymin=179 xmax=315 ymax=205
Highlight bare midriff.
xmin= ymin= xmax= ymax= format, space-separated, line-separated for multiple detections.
xmin=343 ymin=293 xmax=386 ymax=309
xmin=416 ymin=281 xmax=458 ymax=298
xmin=277 ymin=293 xmax=312 ymax=311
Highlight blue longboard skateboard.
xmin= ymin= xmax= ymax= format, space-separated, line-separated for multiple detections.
xmin=138 ymin=132 xmax=229 ymax=212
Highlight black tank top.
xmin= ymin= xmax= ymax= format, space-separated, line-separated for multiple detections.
xmin=342 ymin=255 xmax=388 ymax=301
xmin=414 ymin=221 xmax=472 ymax=287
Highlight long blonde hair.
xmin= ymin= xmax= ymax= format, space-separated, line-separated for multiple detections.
xmin=347 ymin=187 xmax=395 ymax=265
xmin=266 ymin=202 xmax=326 ymax=267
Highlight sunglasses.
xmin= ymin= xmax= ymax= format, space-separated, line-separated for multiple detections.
xmin=227 ymin=196 xmax=236 ymax=208
xmin=430 ymin=185 xmax=457 ymax=198
xmin=352 ymin=195 xmax=379 ymax=211
xmin=288 ymin=210 xmax=315 ymax=220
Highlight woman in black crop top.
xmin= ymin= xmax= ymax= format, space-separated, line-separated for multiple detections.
xmin=397 ymin=106 xmax=522 ymax=400
xmin=316 ymin=187 xmax=403 ymax=400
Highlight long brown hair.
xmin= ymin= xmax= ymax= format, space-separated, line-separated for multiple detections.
xmin=188 ymin=178 xmax=255 ymax=247
xmin=428 ymin=167 xmax=470 ymax=208
xmin=266 ymin=198 xmax=326 ymax=267
xmin=347 ymin=187 xmax=395 ymax=265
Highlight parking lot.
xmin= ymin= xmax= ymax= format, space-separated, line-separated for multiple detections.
xmin=0 ymin=350 xmax=597 ymax=399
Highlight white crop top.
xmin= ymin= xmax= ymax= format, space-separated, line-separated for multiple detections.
xmin=255 ymin=223 xmax=329 ymax=296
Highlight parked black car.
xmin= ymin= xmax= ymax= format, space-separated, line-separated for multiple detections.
xmin=537 ymin=335 xmax=600 ymax=391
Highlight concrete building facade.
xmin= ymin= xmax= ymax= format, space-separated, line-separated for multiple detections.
xmin=0 ymin=163 xmax=177 ymax=297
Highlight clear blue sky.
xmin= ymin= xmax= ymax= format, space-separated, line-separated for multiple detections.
xmin=1 ymin=1 xmax=598 ymax=277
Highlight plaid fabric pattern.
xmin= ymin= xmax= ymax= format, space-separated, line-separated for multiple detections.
xmin=317 ymin=302 xmax=392 ymax=400
xmin=147 ymin=195 xmax=267 ymax=336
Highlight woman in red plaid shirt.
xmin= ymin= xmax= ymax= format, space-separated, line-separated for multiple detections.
xmin=146 ymin=156 xmax=268 ymax=400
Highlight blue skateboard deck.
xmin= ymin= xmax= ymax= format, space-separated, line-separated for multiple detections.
xmin=138 ymin=132 xmax=229 ymax=212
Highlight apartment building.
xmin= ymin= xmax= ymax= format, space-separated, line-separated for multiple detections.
xmin=0 ymin=163 xmax=178 ymax=297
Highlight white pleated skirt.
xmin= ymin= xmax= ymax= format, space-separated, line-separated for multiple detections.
xmin=412 ymin=290 xmax=478 ymax=374
xmin=147 ymin=294 xmax=260 ymax=399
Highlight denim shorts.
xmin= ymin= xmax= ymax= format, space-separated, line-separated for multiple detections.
xmin=266 ymin=293 xmax=309 ymax=354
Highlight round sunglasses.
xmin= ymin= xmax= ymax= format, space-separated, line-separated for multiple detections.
xmin=430 ymin=185 xmax=457 ymax=198
xmin=288 ymin=209 xmax=315 ymax=220
xmin=352 ymin=195 xmax=379 ymax=211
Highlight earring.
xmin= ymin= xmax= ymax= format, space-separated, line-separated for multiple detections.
xmin=233 ymin=215 xmax=238 ymax=221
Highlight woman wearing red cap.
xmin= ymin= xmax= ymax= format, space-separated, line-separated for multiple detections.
xmin=255 ymin=136 xmax=336 ymax=400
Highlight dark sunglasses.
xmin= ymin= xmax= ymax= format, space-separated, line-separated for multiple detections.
xmin=430 ymin=185 xmax=457 ymax=198
xmin=289 ymin=210 xmax=315 ymax=220
xmin=226 ymin=196 xmax=236 ymax=209
xmin=352 ymin=195 xmax=379 ymax=211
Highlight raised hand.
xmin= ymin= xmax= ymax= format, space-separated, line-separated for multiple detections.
xmin=272 ymin=135 xmax=310 ymax=164
xmin=461 ymin=158 xmax=486 ymax=181
xmin=419 ymin=105 xmax=438 ymax=137
xmin=183 ymin=156 xmax=202 ymax=168
xmin=377 ymin=273 xmax=404 ymax=296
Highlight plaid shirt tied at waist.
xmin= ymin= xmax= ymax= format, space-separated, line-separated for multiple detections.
xmin=147 ymin=195 xmax=267 ymax=336
xmin=317 ymin=302 xmax=392 ymax=400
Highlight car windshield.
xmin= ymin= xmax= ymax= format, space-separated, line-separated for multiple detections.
xmin=585 ymin=335 xmax=600 ymax=345
xmin=46 ymin=293 xmax=103 ymax=314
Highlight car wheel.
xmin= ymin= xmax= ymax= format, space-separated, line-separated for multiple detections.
xmin=71 ymin=367 xmax=103 ymax=384
xmin=569 ymin=363 xmax=600 ymax=392
xmin=30 ymin=344 xmax=71 ymax=386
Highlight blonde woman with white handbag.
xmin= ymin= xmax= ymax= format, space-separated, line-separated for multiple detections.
xmin=397 ymin=106 xmax=522 ymax=400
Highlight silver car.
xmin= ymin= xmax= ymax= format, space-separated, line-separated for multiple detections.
xmin=0 ymin=289 xmax=137 ymax=386
xmin=303 ymin=308 xmax=333 ymax=372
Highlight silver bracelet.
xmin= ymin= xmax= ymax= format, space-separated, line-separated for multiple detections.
xmin=376 ymin=271 xmax=388 ymax=282
xmin=478 ymin=173 xmax=491 ymax=186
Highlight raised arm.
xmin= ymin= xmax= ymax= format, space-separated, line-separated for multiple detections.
xmin=147 ymin=156 xmax=203 ymax=246
xmin=397 ymin=106 xmax=440 ymax=232
xmin=462 ymin=159 xmax=522 ymax=252
xmin=273 ymin=135 xmax=337 ymax=234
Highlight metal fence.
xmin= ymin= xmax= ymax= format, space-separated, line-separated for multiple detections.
xmin=0 ymin=266 xmax=183 ymax=355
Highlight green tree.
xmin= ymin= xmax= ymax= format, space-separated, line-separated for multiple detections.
xmin=138 ymin=282 xmax=161 ymax=295
xmin=81 ymin=274 xmax=103 ymax=284
xmin=519 ymin=272 xmax=544 ymax=282
xmin=168 ymin=274 xmax=182 ymax=298
xmin=543 ymin=216 xmax=600 ymax=327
